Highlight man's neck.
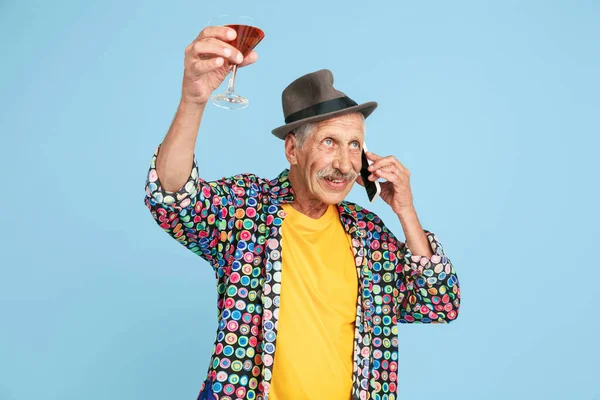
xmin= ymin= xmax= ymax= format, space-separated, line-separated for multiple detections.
xmin=287 ymin=168 xmax=330 ymax=219
xmin=288 ymin=201 xmax=330 ymax=219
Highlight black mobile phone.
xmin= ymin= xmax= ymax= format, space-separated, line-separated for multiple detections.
xmin=360 ymin=143 xmax=381 ymax=202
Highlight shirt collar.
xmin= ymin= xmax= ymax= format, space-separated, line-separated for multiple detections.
xmin=267 ymin=169 xmax=295 ymax=204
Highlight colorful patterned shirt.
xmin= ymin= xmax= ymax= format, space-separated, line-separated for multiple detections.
xmin=144 ymin=146 xmax=461 ymax=400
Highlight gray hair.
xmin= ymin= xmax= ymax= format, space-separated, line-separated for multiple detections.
xmin=290 ymin=122 xmax=317 ymax=149
xmin=290 ymin=113 xmax=366 ymax=149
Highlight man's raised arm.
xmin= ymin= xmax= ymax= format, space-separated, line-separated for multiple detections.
xmin=156 ymin=25 xmax=257 ymax=192
xmin=143 ymin=26 xmax=258 ymax=267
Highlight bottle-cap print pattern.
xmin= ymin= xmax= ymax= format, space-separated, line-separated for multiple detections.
xmin=144 ymin=146 xmax=460 ymax=400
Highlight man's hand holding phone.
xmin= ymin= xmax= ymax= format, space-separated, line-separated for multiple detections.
xmin=356 ymin=144 xmax=415 ymax=215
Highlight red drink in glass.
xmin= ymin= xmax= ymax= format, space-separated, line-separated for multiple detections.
xmin=208 ymin=16 xmax=264 ymax=110
xmin=225 ymin=24 xmax=265 ymax=56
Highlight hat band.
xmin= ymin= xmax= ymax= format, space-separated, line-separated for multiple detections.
xmin=284 ymin=96 xmax=358 ymax=124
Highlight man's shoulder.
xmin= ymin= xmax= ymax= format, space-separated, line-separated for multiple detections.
xmin=340 ymin=200 xmax=386 ymax=225
xmin=219 ymin=172 xmax=264 ymax=186
xmin=341 ymin=200 xmax=400 ymax=243
xmin=213 ymin=169 xmax=287 ymax=196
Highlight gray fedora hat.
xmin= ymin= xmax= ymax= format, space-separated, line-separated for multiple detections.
xmin=271 ymin=69 xmax=377 ymax=140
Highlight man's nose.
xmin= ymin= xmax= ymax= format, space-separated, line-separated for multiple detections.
xmin=332 ymin=149 xmax=353 ymax=175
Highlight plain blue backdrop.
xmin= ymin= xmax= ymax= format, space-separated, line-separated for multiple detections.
xmin=1 ymin=1 xmax=598 ymax=399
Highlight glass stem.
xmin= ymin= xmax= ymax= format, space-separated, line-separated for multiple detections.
xmin=226 ymin=64 xmax=238 ymax=94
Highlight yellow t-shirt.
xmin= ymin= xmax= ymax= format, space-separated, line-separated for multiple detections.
xmin=270 ymin=203 xmax=358 ymax=400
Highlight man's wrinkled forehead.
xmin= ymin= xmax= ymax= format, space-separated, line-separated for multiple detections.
xmin=314 ymin=113 xmax=365 ymax=137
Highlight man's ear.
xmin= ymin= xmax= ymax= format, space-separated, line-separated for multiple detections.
xmin=284 ymin=133 xmax=299 ymax=165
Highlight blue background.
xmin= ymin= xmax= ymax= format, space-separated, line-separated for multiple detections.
xmin=1 ymin=1 xmax=598 ymax=399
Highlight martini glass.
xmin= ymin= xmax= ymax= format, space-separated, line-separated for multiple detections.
xmin=209 ymin=15 xmax=265 ymax=110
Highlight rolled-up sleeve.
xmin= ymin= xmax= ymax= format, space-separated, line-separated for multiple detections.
xmin=395 ymin=230 xmax=460 ymax=323
xmin=144 ymin=145 xmax=236 ymax=268
xmin=145 ymin=146 xmax=200 ymax=210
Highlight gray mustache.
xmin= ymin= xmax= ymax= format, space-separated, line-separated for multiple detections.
xmin=316 ymin=168 xmax=358 ymax=181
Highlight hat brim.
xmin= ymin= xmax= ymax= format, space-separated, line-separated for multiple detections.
xmin=271 ymin=101 xmax=378 ymax=140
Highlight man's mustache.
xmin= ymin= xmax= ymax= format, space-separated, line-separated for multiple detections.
xmin=316 ymin=168 xmax=358 ymax=181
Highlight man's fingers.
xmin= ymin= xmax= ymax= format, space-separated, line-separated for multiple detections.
xmin=378 ymin=164 xmax=397 ymax=172
xmin=198 ymin=26 xmax=237 ymax=41
xmin=189 ymin=57 xmax=226 ymax=76
xmin=365 ymin=151 xmax=383 ymax=161
xmin=367 ymin=155 xmax=394 ymax=172
xmin=371 ymin=168 xmax=396 ymax=182
xmin=238 ymin=50 xmax=258 ymax=68
xmin=367 ymin=155 xmax=404 ymax=173
xmin=188 ymin=27 xmax=258 ymax=69
xmin=188 ymin=39 xmax=244 ymax=65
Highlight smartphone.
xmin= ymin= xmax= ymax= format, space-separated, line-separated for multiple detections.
xmin=360 ymin=143 xmax=381 ymax=202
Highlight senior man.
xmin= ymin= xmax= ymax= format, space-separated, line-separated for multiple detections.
xmin=144 ymin=26 xmax=460 ymax=400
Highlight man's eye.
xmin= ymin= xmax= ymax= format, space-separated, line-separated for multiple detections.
xmin=351 ymin=141 xmax=360 ymax=148
xmin=323 ymin=139 xmax=333 ymax=146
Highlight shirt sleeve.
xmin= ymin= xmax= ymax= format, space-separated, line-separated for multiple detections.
xmin=393 ymin=229 xmax=461 ymax=323
xmin=143 ymin=145 xmax=236 ymax=269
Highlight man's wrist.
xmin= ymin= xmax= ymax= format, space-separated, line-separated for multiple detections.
xmin=179 ymin=97 xmax=207 ymax=114
xmin=395 ymin=204 xmax=416 ymax=218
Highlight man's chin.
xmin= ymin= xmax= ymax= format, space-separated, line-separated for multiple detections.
xmin=316 ymin=181 xmax=351 ymax=204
